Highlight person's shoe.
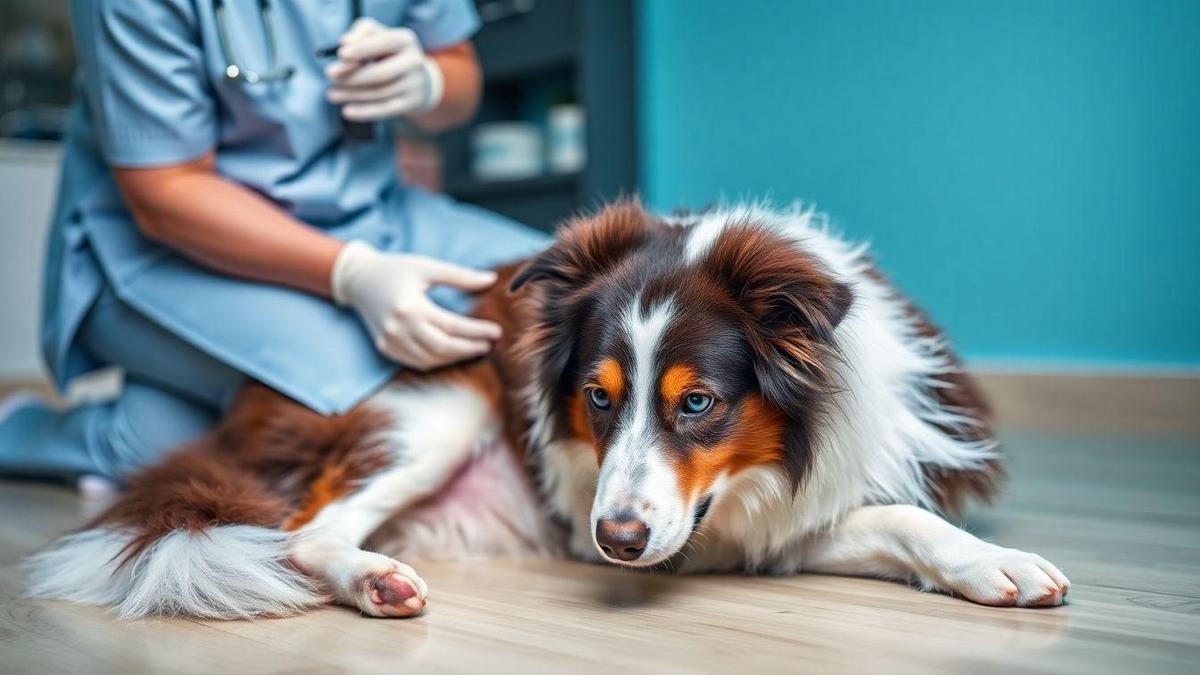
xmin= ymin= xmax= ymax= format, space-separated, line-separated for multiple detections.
xmin=77 ymin=473 xmax=121 ymax=500
xmin=0 ymin=391 xmax=84 ymax=481
xmin=0 ymin=390 xmax=51 ymax=427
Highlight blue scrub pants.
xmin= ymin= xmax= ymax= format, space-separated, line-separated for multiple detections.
xmin=0 ymin=289 xmax=242 ymax=481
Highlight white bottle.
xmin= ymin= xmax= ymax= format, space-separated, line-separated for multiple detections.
xmin=547 ymin=103 xmax=586 ymax=175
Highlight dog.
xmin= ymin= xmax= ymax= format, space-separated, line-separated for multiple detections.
xmin=24 ymin=201 xmax=1069 ymax=619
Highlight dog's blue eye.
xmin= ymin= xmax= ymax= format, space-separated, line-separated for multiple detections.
xmin=683 ymin=393 xmax=713 ymax=415
xmin=588 ymin=388 xmax=611 ymax=410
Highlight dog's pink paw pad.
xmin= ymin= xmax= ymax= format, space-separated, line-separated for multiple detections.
xmin=369 ymin=572 xmax=425 ymax=617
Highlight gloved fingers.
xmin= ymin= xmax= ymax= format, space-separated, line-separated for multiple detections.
xmin=411 ymin=321 xmax=491 ymax=367
xmin=418 ymin=258 xmax=499 ymax=291
xmin=325 ymin=19 xmax=385 ymax=78
xmin=326 ymin=21 xmax=414 ymax=80
xmin=399 ymin=334 xmax=441 ymax=371
xmin=341 ymin=91 xmax=426 ymax=121
xmin=427 ymin=304 xmax=503 ymax=341
xmin=337 ymin=26 xmax=419 ymax=63
xmin=336 ymin=19 xmax=389 ymax=63
xmin=341 ymin=17 xmax=384 ymax=43
xmin=324 ymin=59 xmax=360 ymax=80
xmin=327 ymin=74 xmax=422 ymax=104
xmin=377 ymin=324 xmax=437 ymax=370
xmin=328 ymin=50 xmax=424 ymax=89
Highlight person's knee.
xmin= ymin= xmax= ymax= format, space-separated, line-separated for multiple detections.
xmin=79 ymin=289 xmax=244 ymax=410
xmin=86 ymin=384 xmax=217 ymax=478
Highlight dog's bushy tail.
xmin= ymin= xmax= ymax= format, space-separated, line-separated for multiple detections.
xmin=23 ymin=524 xmax=324 ymax=620
xmin=22 ymin=449 xmax=325 ymax=620
xmin=22 ymin=385 xmax=393 ymax=619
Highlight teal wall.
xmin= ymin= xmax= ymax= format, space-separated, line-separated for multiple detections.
xmin=638 ymin=0 xmax=1200 ymax=367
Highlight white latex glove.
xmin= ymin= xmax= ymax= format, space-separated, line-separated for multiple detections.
xmin=325 ymin=17 xmax=445 ymax=121
xmin=331 ymin=241 xmax=501 ymax=370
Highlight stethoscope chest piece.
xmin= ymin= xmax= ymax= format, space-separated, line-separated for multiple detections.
xmin=214 ymin=0 xmax=296 ymax=84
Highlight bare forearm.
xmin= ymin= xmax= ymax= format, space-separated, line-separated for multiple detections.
xmin=115 ymin=155 xmax=342 ymax=298
xmin=409 ymin=44 xmax=481 ymax=133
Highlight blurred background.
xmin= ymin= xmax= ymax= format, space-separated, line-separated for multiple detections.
xmin=1 ymin=0 xmax=1197 ymax=429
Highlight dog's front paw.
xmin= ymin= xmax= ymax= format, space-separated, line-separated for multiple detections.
xmin=936 ymin=545 xmax=1070 ymax=607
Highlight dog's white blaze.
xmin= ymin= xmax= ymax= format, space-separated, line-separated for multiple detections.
xmin=592 ymin=296 xmax=694 ymax=564
xmin=617 ymin=296 xmax=674 ymax=461
xmin=596 ymin=297 xmax=674 ymax=498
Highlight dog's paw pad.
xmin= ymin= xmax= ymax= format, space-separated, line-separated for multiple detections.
xmin=363 ymin=568 xmax=427 ymax=618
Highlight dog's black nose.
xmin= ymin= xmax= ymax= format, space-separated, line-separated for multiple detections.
xmin=595 ymin=516 xmax=649 ymax=561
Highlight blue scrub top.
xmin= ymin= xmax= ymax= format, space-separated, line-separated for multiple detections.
xmin=44 ymin=0 xmax=548 ymax=414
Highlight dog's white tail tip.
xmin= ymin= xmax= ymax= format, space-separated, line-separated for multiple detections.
xmin=24 ymin=526 xmax=325 ymax=620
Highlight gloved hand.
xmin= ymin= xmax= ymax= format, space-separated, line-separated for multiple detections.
xmin=325 ymin=18 xmax=445 ymax=121
xmin=331 ymin=241 xmax=501 ymax=370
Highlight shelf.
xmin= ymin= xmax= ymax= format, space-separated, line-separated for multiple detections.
xmin=446 ymin=171 xmax=580 ymax=200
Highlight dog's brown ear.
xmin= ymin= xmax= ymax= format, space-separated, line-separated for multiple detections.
xmin=514 ymin=200 xmax=653 ymax=443
xmin=510 ymin=200 xmax=651 ymax=292
xmin=701 ymin=222 xmax=853 ymax=410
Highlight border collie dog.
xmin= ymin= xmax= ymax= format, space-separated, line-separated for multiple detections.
xmin=25 ymin=202 xmax=1068 ymax=619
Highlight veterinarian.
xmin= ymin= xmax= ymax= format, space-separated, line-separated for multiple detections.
xmin=0 ymin=0 xmax=547 ymax=483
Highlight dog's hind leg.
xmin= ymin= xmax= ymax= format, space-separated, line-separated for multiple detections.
xmin=287 ymin=377 xmax=501 ymax=617
xmin=289 ymin=535 xmax=430 ymax=617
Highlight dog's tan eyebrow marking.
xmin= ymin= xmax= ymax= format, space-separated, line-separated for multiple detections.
xmin=592 ymin=358 xmax=625 ymax=399
xmin=568 ymin=391 xmax=595 ymax=442
xmin=659 ymin=364 xmax=697 ymax=407
xmin=674 ymin=396 xmax=786 ymax=499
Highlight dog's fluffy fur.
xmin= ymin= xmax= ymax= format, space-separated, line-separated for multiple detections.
xmin=25 ymin=202 xmax=1068 ymax=619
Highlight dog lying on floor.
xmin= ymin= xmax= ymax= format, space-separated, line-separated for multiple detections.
xmin=25 ymin=201 xmax=1068 ymax=619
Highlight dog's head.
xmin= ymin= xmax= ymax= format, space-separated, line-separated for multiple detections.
xmin=511 ymin=201 xmax=853 ymax=567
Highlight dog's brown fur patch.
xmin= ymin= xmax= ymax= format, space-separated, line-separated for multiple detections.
xmin=95 ymin=384 xmax=393 ymax=557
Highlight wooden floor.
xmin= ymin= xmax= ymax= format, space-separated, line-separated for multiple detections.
xmin=1 ymin=430 xmax=1197 ymax=674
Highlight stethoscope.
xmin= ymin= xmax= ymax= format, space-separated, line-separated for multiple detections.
xmin=213 ymin=0 xmax=362 ymax=84
xmin=213 ymin=0 xmax=375 ymax=139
